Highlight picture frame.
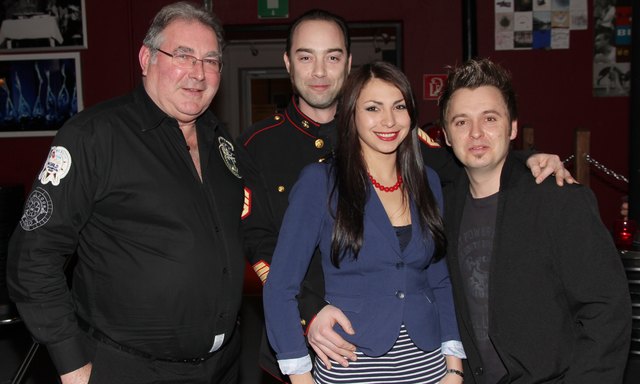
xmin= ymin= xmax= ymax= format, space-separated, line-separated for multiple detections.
xmin=0 ymin=52 xmax=83 ymax=137
xmin=0 ymin=0 xmax=87 ymax=52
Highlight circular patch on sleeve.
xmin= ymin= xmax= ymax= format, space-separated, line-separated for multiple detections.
xmin=20 ymin=187 xmax=54 ymax=231
xmin=218 ymin=137 xmax=241 ymax=179
xmin=39 ymin=146 xmax=72 ymax=186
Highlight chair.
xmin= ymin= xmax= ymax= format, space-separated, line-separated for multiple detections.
xmin=0 ymin=304 xmax=41 ymax=384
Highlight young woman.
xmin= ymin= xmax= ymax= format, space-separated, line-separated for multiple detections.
xmin=263 ymin=61 xmax=464 ymax=384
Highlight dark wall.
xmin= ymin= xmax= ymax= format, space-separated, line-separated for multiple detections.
xmin=0 ymin=0 xmax=628 ymax=228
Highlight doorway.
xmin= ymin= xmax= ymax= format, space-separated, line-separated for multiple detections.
xmin=240 ymin=68 xmax=290 ymax=131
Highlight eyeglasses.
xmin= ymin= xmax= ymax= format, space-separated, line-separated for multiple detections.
xmin=155 ymin=48 xmax=223 ymax=73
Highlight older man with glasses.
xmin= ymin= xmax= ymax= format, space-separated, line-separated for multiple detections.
xmin=7 ymin=2 xmax=244 ymax=383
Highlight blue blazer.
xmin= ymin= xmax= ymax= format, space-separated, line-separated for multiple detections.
xmin=263 ymin=162 xmax=460 ymax=361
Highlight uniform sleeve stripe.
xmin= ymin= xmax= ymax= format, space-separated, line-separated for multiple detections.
xmin=252 ymin=261 xmax=270 ymax=285
xmin=241 ymin=187 xmax=251 ymax=219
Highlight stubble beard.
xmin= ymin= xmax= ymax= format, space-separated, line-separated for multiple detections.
xmin=295 ymin=84 xmax=340 ymax=110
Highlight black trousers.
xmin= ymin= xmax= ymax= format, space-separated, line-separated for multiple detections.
xmin=84 ymin=330 xmax=241 ymax=384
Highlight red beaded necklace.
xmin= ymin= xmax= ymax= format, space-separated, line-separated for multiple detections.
xmin=368 ymin=172 xmax=403 ymax=192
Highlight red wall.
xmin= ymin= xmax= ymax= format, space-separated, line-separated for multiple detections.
xmin=0 ymin=0 xmax=628 ymax=228
xmin=474 ymin=2 xmax=629 ymax=229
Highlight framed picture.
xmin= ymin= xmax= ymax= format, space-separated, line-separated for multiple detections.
xmin=0 ymin=52 xmax=83 ymax=137
xmin=0 ymin=0 xmax=87 ymax=52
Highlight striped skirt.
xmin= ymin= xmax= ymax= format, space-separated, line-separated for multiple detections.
xmin=313 ymin=325 xmax=447 ymax=384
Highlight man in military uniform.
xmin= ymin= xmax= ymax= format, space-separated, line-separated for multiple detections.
xmin=237 ymin=9 xmax=574 ymax=382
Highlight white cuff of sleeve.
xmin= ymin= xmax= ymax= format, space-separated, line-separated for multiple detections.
xmin=442 ymin=340 xmax=466 ymax=359
xmin=278 ymin=355 xmax=313 ymax=375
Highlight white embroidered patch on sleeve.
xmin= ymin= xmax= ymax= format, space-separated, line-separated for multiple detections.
xmin=218 ymin=137 xmax=241 ymax=179
xmin=20 ymin=187 xmax=54 ymax=231
xmin=39 ymin=146 xmax=72 ymax=186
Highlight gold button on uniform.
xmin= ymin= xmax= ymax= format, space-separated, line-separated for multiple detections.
xmin=274 ymin=116 xmax=281 ymax=121
xmin=277 ymin=186 xmax=286 ymax=193
xmin=315 ymin=139 xmax=324 ymax=149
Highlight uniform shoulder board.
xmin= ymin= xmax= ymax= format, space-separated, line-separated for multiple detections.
xmin=417 ymin=127 xmax=441 ymax=148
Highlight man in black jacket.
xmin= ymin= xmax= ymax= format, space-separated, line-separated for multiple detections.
xmin=438 ymin=58 xmax=631 ymax=383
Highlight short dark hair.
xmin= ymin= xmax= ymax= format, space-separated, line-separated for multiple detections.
xmin=285 ymin=9 xmax=350 ymax=57
xmin=438 ymin=58 xmax=517 ymax=127
xmin=143 ymin=1 xmax=225 ymax=54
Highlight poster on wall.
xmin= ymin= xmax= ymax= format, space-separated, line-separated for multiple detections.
xmin=0 ymin=52 xmax=83 ymax=137
xmin=593 ymin=0 xmax=632 ymax=97
xmin=495 ymin=0 xmax=588 ymax=51
xmin=0 ymin=0 xmax=87 ymax=52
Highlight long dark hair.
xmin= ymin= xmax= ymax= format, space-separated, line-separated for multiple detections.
xmin=330 ymin=61 xmax=446 ymax=267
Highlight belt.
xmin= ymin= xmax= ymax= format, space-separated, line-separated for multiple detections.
xmin=78 ymin=318 xmax=218 ymax=364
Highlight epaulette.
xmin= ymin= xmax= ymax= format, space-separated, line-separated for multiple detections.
xmin=417 ymin=127 xmax=442 ymax=148
xmin=241 ymin=113 xmax=286 ymax=147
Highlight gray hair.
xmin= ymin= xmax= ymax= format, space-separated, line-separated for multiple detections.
xmin=143 ymin=1 xmax=225 ymax=55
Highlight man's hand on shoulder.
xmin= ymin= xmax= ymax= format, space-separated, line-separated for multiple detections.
xmin=307 ymin=305 xmax=357 ymax=369
xmin=60 ymin=362 xmax=92 ymax=384
xmin=527 ymin=153 xmax=576 ymax=186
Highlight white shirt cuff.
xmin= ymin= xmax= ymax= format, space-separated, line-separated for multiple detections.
xmin=442 ymin=340 xmax=466 ymax=359
xmin=278 ymin=355 xmax=313 ymax=375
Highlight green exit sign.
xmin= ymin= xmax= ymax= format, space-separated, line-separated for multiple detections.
xmin=258 ymin=0 xmax=289 ymax=19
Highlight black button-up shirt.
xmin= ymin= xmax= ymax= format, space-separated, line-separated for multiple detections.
xmin=7 ymin=86 xmax=245 ymax=374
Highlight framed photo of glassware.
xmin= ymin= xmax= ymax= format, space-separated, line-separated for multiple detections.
xmin=0 ymin=52 xmax=83 ymax=137
xmin=0 ymin=0 xmax=87 ymax=52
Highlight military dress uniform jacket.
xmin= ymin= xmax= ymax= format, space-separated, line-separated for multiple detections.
xmin=444 ymin=154 xmax=632 ymax=383
xmin=7 ymin=86 xmax=246 ymax=375
xmin=238 ymin=97 xmax=335 ymax=308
